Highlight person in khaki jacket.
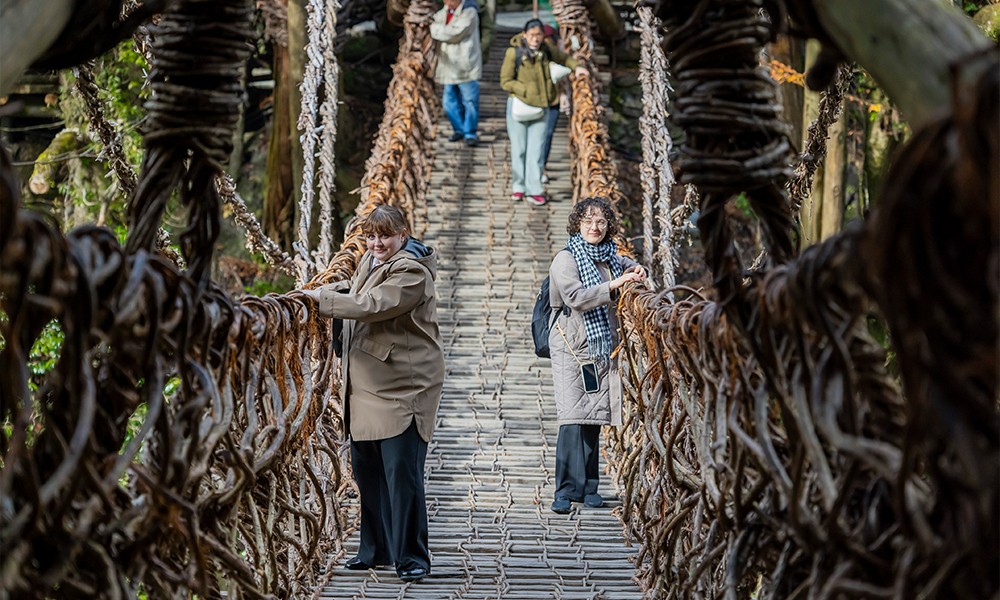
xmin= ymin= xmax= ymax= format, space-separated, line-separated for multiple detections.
xmin=300 ymin=205 xmax=444 ymax=582
xmin=547 ymin=196 xmax=645 ymax=514
xmin=499 ymin=19 xmax=587 ymax=206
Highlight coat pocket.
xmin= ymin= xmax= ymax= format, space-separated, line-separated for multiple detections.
xmin=354 ymin=335 xmax=393 ymax=362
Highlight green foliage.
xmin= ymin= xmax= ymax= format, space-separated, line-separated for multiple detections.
xmin=245 ymin=279 xmax=287 ymax=297
xmin=50 ymin=39 xmax=150 ymax=231
xmin=734 ymin=192 xmax=757 ymax=219
xmin=28 ymin=320 xmax=64 ymax=390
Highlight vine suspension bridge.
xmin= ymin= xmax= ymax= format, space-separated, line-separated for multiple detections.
xmin=0 ymin=1 xmax=996 ymax=600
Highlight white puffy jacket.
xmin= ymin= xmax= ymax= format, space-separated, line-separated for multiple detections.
xmin=429 ymin=2 xmax=482 ymax=85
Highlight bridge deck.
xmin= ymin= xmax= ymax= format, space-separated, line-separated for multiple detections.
xmin=317 ymin=32 xmax=641 ymax=600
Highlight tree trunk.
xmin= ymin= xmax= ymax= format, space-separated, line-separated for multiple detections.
xmin=768 ymin=34 xmax=805 ymax=151
xmin=264 ymin=42 xmax=295 ymax=252
xmin=862 ymin=89 xmax=898 ymax=211
xmin=819 ymin=112 xmax=846 ymax=240
xmin=0 ymin=0 xmax=73 ymax=96
xmin=799 ymin=40 xmax=822 ymax=245
xmin=810 ymin=0 xmax=993 ymax=129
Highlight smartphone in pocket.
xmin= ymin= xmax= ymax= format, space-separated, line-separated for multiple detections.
xmin=580 ymin=361 xmax=600 ymax=393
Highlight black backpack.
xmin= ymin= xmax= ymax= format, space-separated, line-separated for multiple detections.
xmin=532 ymin=275 xmax=568 ymax=358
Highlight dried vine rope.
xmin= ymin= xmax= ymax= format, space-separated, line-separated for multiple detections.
xmin=73 ymin=60 xmax=189 ymax=268
xmin=314 ymin=0 xmax=342 ymax=268
xmin=75 ymin=4 xmax=295 ymax=275
xmin=666 ymin=0 xmax=797 ymax=314
xmin=636 ymin=6 xmax=677 ymax=289
xmin=787 ymin=62 xmax=853 ymax=210
xmin=217 ymin=174 xmax=297 ymax=274
xmin=308 ymin=0 xmax=440 ymax=287
xmin=551 ymin=0 xmax=624 ymax=209
xmin=0 ymin=0 xmax=350 ymax=597
xmin=605 ymin=3 xmax=998 ymax=600
xmin=294 ymin=0 xmax=329 ymax=283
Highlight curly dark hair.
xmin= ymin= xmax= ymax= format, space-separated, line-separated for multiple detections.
xmin=566 ymin=196 xmax=620 ymax=242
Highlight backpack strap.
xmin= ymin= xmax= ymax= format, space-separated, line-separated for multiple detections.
xmin=550 ymin=248 xmax=570 ymax=319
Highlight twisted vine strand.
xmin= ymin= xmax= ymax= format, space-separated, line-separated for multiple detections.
xmin=294 ymin=0 xmax=328 ymax=284
xmin=314 ymin=0 xmax=342 ymax=268
xmin=637 ymin=6 xmax=677 ymax=289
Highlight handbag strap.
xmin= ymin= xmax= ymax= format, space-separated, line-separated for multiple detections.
xmin=555 ymin=322 xmax=586 ymax=367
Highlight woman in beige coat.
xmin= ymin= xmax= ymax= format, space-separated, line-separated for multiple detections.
xmin=547 ymin=196 xmax=645 ymax=514
xmin=301 ymin=205 xmax=444 ymax=582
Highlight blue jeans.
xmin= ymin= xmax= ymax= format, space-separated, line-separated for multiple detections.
xmin=506 ymin=97 xmax=549 ymax=196
xmin=540 ymin=105 xmax=560 ymax=167
xmin=442 ymin=81 xmax=480 ymax=139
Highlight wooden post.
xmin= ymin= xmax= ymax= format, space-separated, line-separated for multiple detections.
xmin=810 ymin=0 xmax=993 ymax=129
xmin=533 ymin=0 xmax=539 ymax=18
xmin=0 ymin=0 xmax=73 ymax=96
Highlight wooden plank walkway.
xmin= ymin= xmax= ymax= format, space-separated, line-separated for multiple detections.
xmin=317 ymin=32 xmax=641 ymax=600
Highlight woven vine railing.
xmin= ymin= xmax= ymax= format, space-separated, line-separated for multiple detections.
xmin=603 ymin=1 xmax=999 ymax=599
xmin=0 ymin=0 xmax=439 ymax=598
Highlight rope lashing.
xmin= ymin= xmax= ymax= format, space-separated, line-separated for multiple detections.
xmin=664 ymin=0 xmax=797 ymax=311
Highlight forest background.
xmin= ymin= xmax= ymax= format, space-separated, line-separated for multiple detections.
xmin=2 ymin=0 xmax=998 ymax=389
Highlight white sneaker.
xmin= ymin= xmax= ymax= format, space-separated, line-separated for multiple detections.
xmin=541 ymin=173 xmax=550 ymax=184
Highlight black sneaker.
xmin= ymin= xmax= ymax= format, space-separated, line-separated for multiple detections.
xmin=465 ymin=137 xmax=478 ymax=147
xmin=551 ymin=497 xmax=572 ymax=514
xmin=448 ymin=133 xmax=463 ymax=142
xmin=584 ymin=493 xmax=604 ymax=508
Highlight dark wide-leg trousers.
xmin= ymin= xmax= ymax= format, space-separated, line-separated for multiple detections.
xmin=554 ymin=424 xmax=601 ymax=501
xmin=350 ymin=421 xmax=430 ymax=574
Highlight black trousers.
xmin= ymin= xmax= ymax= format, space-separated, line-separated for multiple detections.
xmin=554 ymin=424 xmax=601 ymax=501
xmin=350 ymin=421 xmax=430 ymax=573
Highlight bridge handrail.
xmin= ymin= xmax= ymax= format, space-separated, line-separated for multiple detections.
xmin=0 ymin=2 xmax=440 ymax=599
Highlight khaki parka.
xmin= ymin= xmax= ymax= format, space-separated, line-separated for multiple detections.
xmin=499 ymin=33 xmax=579 ymax=108
xmin=547 ymin=249 xmax=638 ymax=427
xmin=318 ymin=245 xmax=445 ymax=443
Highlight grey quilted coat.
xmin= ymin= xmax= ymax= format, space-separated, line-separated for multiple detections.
xmin=547 ymin=249 xmax=638 ymax=427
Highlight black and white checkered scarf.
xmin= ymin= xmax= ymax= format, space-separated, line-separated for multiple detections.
xmin=566 ymin=233 xmax=622 ymax=363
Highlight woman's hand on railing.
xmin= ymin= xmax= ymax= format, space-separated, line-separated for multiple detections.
xmin=610 ymin=268 xmax=645 ymax=291
xmin=574 ymin=66 xmax=590 ymax=79
xmin=295 ymin=288 xmax=322 ymax=303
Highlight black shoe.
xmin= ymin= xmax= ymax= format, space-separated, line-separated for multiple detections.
xmin=551 ymin=497 xmax=572 ymax=514
xmin=448 ymin=133 xmax=463 ymax=142
xmin=399 ymin=566 xmax=428 ymax=582
xmin=584 ymin=493 xmax=604 ymax=508
xmin=345 ymin=556 xmax=375 ymax=570
xmin=465 ymin=137 xmax=477 ymax=147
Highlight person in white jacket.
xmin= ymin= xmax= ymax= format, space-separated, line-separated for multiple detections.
xmin=430 ymin=0 xmax=483 ymax=146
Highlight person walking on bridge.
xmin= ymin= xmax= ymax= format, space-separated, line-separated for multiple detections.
xmin=547 ymin=197 xmax=645 ymax=513
xmin=500 ymin=19 xmax=587 ymax=206
xmin=300 ymin=205 xmax=445 ymax=582
xmin=431 ymin=0 xmax=483 ymax=147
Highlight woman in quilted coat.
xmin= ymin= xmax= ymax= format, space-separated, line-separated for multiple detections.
xmin=547 ymin=196 xmax=646 ymax=513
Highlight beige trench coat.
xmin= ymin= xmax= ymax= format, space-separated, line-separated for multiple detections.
xmin=548 ymin=249 xmax=638 ymax=427
xmin=318 ymin=247 xmax=445 ymax=443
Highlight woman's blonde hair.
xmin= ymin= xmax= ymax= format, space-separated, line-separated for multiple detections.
xmin=361 ymin=205 xmax=408 ymax=237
